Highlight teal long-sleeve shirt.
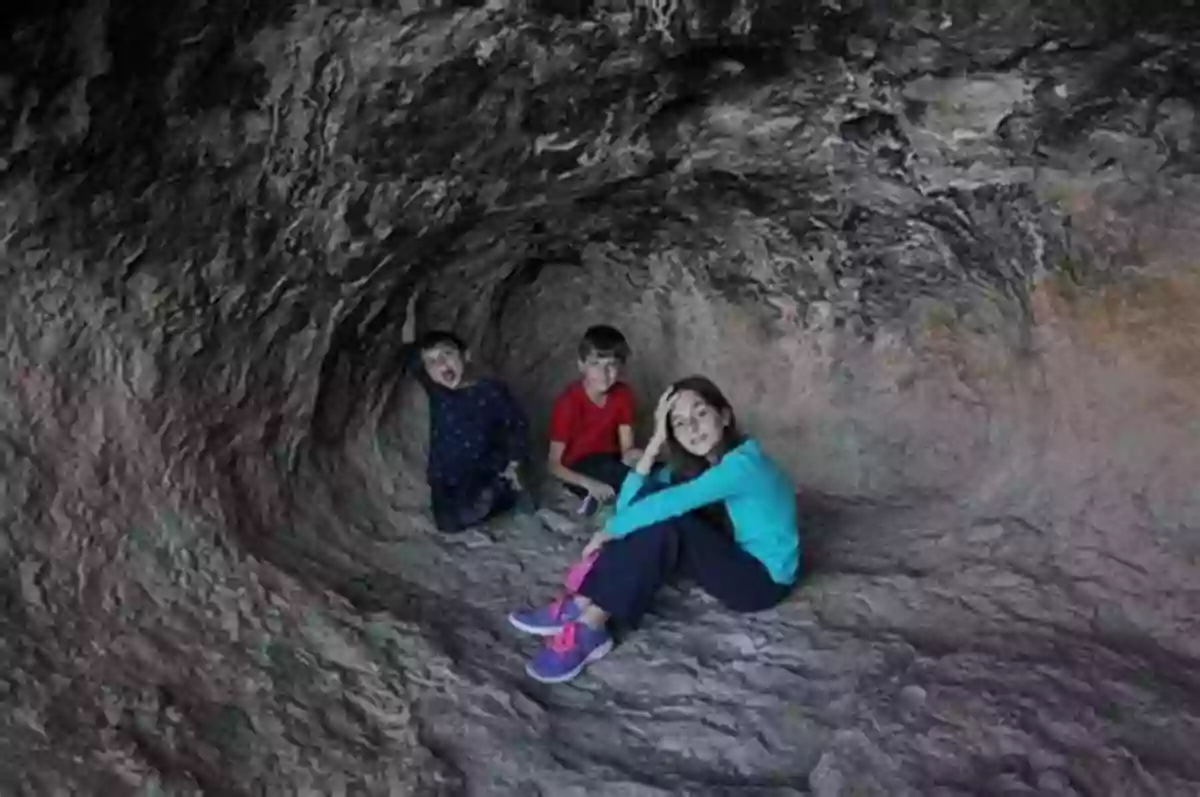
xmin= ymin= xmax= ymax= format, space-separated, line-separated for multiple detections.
xmin=604 ymin=438 xmax=800 ymax=585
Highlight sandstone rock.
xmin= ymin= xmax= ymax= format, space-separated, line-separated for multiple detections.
xmin=1 ymin=0 xmax=1199 ymax=794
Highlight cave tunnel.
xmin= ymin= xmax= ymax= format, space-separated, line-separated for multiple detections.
xmin=2 ymin=0 xmax=1200 ymax=794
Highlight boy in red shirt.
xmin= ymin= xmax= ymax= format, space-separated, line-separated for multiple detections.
xmin=546 ymin=326 xmax=641 ymax=513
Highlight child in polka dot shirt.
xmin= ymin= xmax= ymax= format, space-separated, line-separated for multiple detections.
xmin=402 ymin=291 xmax=531 ymax=533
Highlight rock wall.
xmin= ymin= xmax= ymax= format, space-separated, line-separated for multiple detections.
xmin=1 ymin=0 xmax=1199 ymax=794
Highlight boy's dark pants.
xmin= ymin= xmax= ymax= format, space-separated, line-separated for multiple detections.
xmin=431 ymin=471 xmax=528 ymax=533
xmin=563 ymin=452 xmax=630 ymax=496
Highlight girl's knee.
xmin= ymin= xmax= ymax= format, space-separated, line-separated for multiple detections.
xmin=603 ymin=521 xmax=677 ymax=555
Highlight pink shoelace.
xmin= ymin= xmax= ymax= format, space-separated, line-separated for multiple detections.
xmin=549 ymin=621 xmax=578 ymax=654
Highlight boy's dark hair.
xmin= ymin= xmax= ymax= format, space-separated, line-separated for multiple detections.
xmin=578 ymin=325 xmax=630 ymax=362
xmin=416 ymin=330 xmax=466 ymax=354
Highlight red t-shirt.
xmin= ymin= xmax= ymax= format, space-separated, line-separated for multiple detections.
xmin=548 ymin=381 xmax=635 ymax=466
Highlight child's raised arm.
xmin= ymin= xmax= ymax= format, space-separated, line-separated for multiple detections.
xmin=398 ymin=287 xmax=434 ymax=390
xmin=401 ymin=287 xmax=419 ymax=344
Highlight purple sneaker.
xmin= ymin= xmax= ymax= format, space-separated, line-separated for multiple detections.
xmin=526 ymin=621 xmax=613 ymax=684
xmin=508 ymin=595 xmax=582 ymax=636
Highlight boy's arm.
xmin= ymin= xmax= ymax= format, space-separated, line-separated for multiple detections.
xmin=402 ymin=288 xmax=418 ymax=344
xmin=547 ymin=442 xmax=608 ymax=496
xmin=545 ymin=395 xmax=609 ymax=497
xmin=615 ymin=385 xmax=639 ymax=464
xmin=399 ymin=288 xmax=433 ymax=390
xmin=400 ymin=343 xmax=422 ymax=381
xmin=618 ymin=425 xmax=636 ymax=456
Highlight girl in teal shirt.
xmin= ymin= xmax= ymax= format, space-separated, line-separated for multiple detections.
xmin=509 ymin=376 xmax=801 ymax=684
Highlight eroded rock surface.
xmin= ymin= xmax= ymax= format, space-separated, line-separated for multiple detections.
xmin=2 ymin=0 xmax=1199 ymax=794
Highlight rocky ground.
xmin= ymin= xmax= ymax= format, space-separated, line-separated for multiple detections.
xmin=1 ymin=0 xmax=1199 ymax=794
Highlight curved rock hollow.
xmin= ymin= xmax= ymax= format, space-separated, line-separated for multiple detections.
xmin=2 ymin=0 xmax=1199 ymax=794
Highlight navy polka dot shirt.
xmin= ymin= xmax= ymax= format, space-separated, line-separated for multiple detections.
xmin=404 ymin=345 xmax=529 ymax=492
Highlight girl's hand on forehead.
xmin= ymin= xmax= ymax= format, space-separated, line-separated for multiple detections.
xmin=656 ymin=386 xmax=678 ymax=416
xmin=651 ymin=387 xmax=678 ymax=442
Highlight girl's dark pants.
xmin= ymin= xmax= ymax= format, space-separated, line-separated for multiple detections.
xmin=578 ymin=484 xmax=791 ymax=627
